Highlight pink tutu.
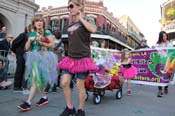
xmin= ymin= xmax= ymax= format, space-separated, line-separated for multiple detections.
xmin=57 ymin=57 xmax=99 ymax=74
xmin=120 ymin=65 xmax=137 ymax=79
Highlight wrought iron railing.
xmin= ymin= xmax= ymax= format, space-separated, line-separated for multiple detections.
xmin=52 ymin=27 xmax=135 ymax=48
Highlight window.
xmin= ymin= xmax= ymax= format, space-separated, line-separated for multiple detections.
xmin=50 ymin=19 xmax=60 ymax=31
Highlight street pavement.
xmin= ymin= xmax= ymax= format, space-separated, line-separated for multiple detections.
xmin=0 ymin=83 xmax=175 ymax=116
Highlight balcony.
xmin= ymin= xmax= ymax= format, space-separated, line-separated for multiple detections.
xmin=128 ymin=32 xmax=141 ymax=42
xmin=96 ymin=28 xmax=135 ymax=48
xmin=55 ymin=27 xmax=135 ymax=48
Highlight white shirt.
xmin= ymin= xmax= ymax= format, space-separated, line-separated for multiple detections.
xmin=155 ymin=41 xmax=173 ymax=48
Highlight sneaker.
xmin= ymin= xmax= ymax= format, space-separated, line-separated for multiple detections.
xmin=127 ymin=90 xmax=131 ymax=96
xmin=76 ymin=109 xmax=85 ymax=116
xmin=17 ymin=102 xmax=31 ymax=111
xmin=164 ymin=88 xmax=168 ymax=95
xmin=157 ymin=90 xmax=163 ymax=97
xmin=59 ymin=107 xmax=76 ymax=116
xmin=36 ymin=98 xmax=48 ymax=107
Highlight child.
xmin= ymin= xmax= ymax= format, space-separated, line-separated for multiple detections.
xmin=120 ymin=49 xmax=137 ymax=95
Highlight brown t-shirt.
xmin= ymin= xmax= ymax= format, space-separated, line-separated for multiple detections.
xmin=67 ymin=17 xmax=95 ymax=59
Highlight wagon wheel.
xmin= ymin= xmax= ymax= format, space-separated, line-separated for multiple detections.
xmin=116 ymin=89 xmax=122 ymax=99
xmin=93 ymin=94 xmax=101 ymax=104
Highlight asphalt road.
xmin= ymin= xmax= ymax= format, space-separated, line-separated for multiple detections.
xmin=0 ymin=84 xmax=175 ymax=116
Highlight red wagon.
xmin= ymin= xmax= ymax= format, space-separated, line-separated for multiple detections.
xmin=85 ymin=74 xmax=123 ymax=104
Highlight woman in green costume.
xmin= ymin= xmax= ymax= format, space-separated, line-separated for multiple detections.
xmin=17 ymin=16 xmax=57 ymax=111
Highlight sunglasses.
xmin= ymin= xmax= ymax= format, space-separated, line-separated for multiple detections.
xmin=67 ymin=4 xmax=74 ymax=9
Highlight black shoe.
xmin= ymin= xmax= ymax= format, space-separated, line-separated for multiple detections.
xmin=17 ymin=102 xmax=31 ymax=111
xmin=36 ymin=98 xmax=48 ymax=107
xmin=76 ymin=109 xmax=85 ymax=116
xmin=51 ymin=84 xmax=57 ymax=92
xmin=45 ymin=84 xmax=50 ymax=93
xmin=59 ymin=107 xmax=76 ymax=116
xmin=13 ymin=87 xmax=23 ymax=92
xmin=157 ymin=90 xmax=163 ymax=97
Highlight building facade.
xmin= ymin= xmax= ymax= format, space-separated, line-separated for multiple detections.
xmin=160 ymin=0 xmax=175 ymax=45
xmin=37 ymin=0 xmax=143 ymax=50
xmin=0 ymin=0 xmax=38 ymax=37
xmin=119 ymin=15 xmax=145 ymax=47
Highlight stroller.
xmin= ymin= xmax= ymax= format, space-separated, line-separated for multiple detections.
xmin=85 ymin=63 xmax=123 ymax=104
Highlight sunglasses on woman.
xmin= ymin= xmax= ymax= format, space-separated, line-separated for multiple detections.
xmin=67 ymin=4 xmax=74 ymax=9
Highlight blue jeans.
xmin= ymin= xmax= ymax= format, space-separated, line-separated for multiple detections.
xmin=62 ymin=70 xmax=89 ymax=80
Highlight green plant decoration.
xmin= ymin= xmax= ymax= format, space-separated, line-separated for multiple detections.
xmin=166 ymin=8 xmax=175 ymax=17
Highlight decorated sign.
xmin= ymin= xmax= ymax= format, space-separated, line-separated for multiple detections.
xmin=132 ymin=48 xmax=175 ymax=86
xmin=91 ymin=47 xmax=175 ymax=86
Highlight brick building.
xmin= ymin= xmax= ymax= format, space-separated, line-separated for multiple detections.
xmin=37 ymin=0 xmax=144 ymax=50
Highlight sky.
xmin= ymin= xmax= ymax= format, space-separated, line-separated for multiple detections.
xmin=35 ymin=0 xmax=166 ymax=46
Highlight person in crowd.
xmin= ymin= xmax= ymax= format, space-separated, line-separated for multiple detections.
xmin=0 ymin=26 xmax=7 ymax=39
xmin=91 ymin=40 xmax=99 ymax=47
xmin=58 ymin=0 xmax=98 ymax=115
xmin=11 ymin=24 xmax=31 ymax=92
xmin=135 ymin=39 xmax=149 ymax=50
xmin=0 ymin=59 xmax=12 ymax=89
xmin=53 ymin=31 xmax=65 ymax=89
xmin=99 ymin=39 xmax=107 ymax=48
xmin=45 ymin=30 xmax=62 ymax=92
xmin=120 ymin=49 xmax=137 ymax=96
xmin=0 ymin=34 xmax=13 ymax=56
xmin=155 ymin=31 xmax=173 ymax=97
xmin=17 ymin=16 xmax=57 ymax=111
